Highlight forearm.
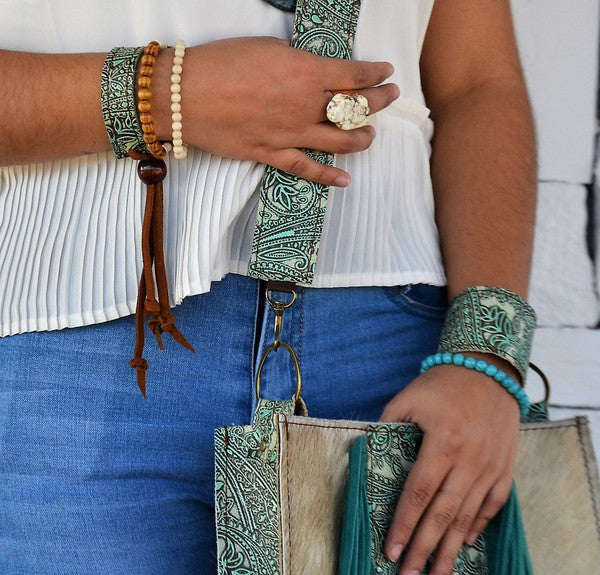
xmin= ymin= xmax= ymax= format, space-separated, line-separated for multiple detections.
xmin=384 ymin=6 xmax=536 ymax=573
xmin=1 ymin=50 xmax=111 ymax=166
xmin=1 ymin=43 xmax=397 ymax=186
xmin=430 ymin=78 xmax=537 ymax=300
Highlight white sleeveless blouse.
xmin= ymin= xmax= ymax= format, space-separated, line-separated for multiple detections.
xmin=0 ymin=0 xmax=444 ymax=336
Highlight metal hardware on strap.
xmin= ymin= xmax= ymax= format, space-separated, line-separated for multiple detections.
xmin=251 ymin=0 xmax=362 ymax=403
xmin=255 ymin=285 xmax=300 ymax=399
xmin=529 ymin=362 xmax=551 ymax=406
xmin=256 ymin=341 xmax=303 ymax=403
xmin=265 ymin=286 xmax=297 ymax=350
xmin=248 ymin=0 xmax=362 ymax=284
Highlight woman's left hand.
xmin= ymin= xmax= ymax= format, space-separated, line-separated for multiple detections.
xmin=381 ymin=359 xmax=521 ymax=575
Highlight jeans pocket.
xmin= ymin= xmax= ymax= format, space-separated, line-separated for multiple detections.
xmin=384 ymin=284 xmax=448 ymax=318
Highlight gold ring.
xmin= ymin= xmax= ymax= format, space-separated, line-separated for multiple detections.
xmin=326 ymin=93 xmax=370 ymax=130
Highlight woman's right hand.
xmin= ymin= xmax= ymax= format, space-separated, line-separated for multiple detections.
xmin=153 ymin=37 xmax=399 ymax=186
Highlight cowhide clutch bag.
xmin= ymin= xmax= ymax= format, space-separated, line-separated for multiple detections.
xmin=215 ymin=397 xmax=600 ymax=575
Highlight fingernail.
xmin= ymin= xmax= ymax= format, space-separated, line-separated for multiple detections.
xmin=407 ymin=570 xmax=420 ymax=575
xmin=335 ymin=175 xmax=350 ymax=187
xmin=386 ymin=543 xmax=403 ymax=562
xmin=466 ymin=532 xmax=480 ymax=546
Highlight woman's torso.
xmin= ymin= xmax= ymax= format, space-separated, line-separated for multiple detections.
xmin=0 ymin=0 xmax=445 ymax=337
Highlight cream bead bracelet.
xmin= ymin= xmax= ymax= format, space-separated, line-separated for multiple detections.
xmin=170 ymin=39 xmax=188 ymax=159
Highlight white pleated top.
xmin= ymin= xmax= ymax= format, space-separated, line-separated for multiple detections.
xmin=0 ymin=0 xmax=445 ymax=337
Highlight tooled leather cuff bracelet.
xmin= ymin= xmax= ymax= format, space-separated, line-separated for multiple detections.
xmin=437 ymin=286 xmax=537 ymax=382
xmin=101 ymin=46 xmax=148 ymax=158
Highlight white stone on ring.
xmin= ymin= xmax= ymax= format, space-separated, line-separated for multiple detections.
xmin=326 ymin=93 xmax=370 ymax=130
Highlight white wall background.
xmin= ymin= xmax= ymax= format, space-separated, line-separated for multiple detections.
xmin=510 ymin=0 xmax=600 ymax=452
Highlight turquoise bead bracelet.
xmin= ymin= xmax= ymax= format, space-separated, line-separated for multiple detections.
xmin=420 ymin=352 xmax=531 ymax=416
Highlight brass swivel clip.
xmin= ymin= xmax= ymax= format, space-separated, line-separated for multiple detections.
xmin=265 ymin=288 xmax=297 ymax=351
xmin=255 ymin=287 xmax=302 ymax=403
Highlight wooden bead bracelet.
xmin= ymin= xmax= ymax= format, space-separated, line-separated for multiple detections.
xmin=137 ymin=41 xmax=167 ymax=159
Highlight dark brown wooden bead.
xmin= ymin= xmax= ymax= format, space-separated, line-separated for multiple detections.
xmin=138 ymin=88 xmax=152 ymax=101
xmin=141 ymin=54 xmax=155 ymax=66
xmin=139 ymin=66 xmax=154 ymax=77
xmin=137 ymin=159 xmax=167 ymax=184
xmin=137 ymin=100 xmax=151 ymax=113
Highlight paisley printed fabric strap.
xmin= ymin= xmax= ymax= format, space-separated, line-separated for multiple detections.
xmin=101 ymin=46 xmax=148 ymax=159
xmin=437 ymin=286 xmax=537 ymax=381
xmin=248 ymin=0 xmax=362 ymax=284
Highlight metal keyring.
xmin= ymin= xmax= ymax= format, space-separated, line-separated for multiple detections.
xmin=529 ymin=362 xmax=551 ymax=406
xmin=255 ymin=341 xmax=302 ymax=403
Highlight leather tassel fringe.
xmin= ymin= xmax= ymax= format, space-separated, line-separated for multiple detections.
xmin=128 ymin=151 xmax=195 ymax=397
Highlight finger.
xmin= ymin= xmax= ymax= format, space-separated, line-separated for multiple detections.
xmin=319 ymin=83 xmax=400 ymax=123
xmin=398 ymin=474 xmax=476 ymax=575
xmin=357 ymin=82 xmax=400 ymax=115
xmin=379 ymin=381 xmax=417 ymax=423
xmin=299 ymin=123 xmax=376 ymax=156
xmin=384 ymin=436 xmax=454 ymax=563
xmin=465 ymin=476 xmax=513 ymax=546
xmin=427 ymin=481 xmax=490 ymax=575
xmin=266 ymin=148 xmax=351 ymax=187
xmin=319 ymin=58 xmax=395 ymax=91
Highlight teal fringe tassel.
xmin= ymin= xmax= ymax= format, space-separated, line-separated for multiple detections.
xmin=484 ymin=483 xmax=535 ymax=575
xmin=338 ymin=435 xmax=373 ymax=575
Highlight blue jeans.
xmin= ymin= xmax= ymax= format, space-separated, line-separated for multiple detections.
xmin=0 ymin=274 xmax=446 ymax=574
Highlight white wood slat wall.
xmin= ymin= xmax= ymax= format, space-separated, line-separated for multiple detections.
xmin=510 ymin=0 xmax=600 ymax=455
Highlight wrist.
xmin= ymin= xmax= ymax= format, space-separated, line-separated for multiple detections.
xmin=149 ymin=47 xmax=173 ymax=142
xmin=461 ymin=351 xmax=522 ymax=385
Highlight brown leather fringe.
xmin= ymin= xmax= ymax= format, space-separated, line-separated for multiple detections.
xmin=128 ymin=151 xmax=195 ymax=397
